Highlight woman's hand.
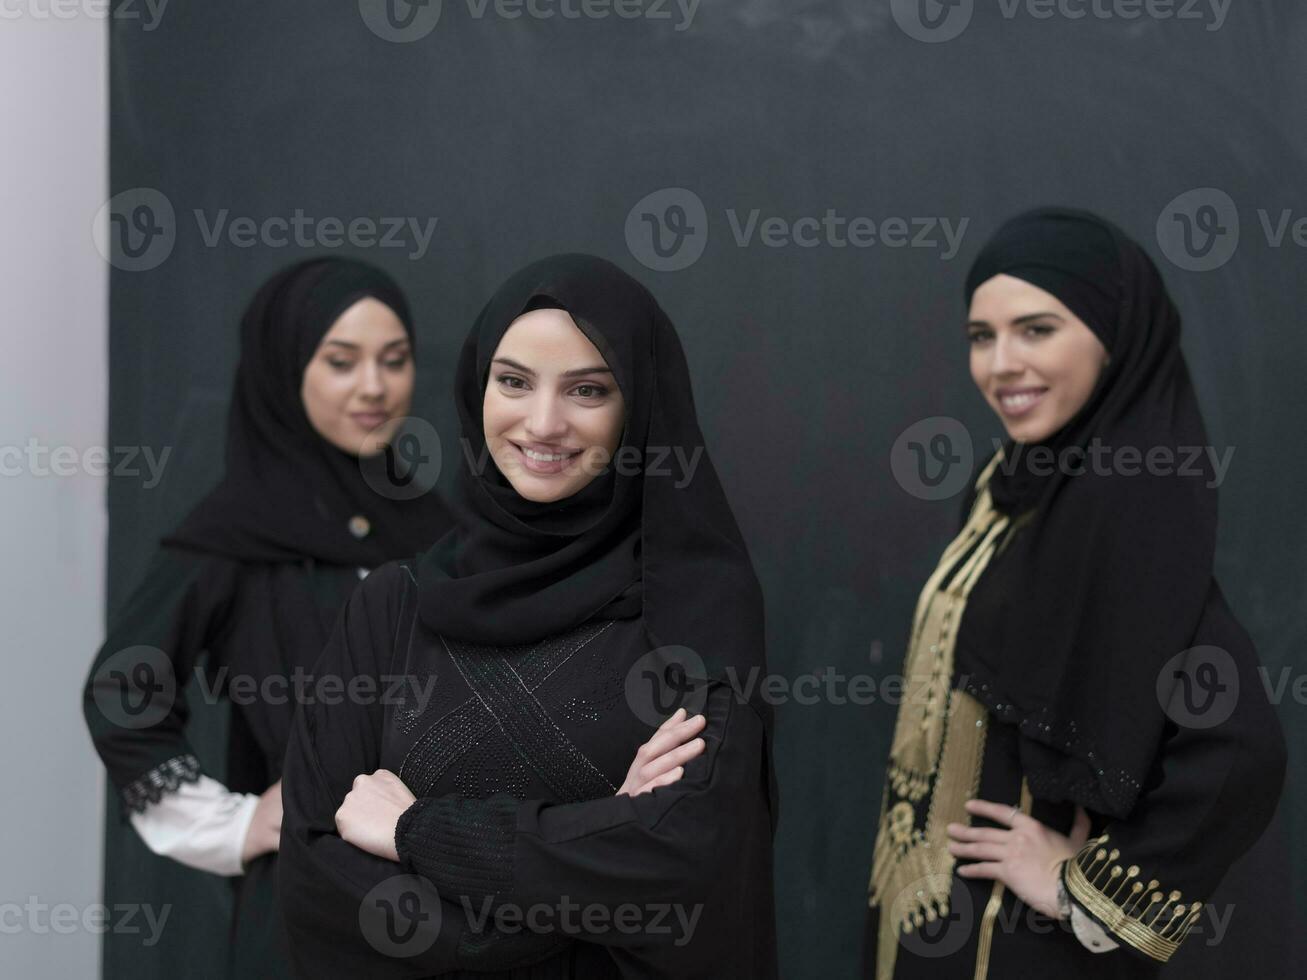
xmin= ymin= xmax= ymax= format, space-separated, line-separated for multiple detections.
xmin=946 ymin=798 xmax=1091 ymax=919
xmin=240 ymin=779 xmax=283 ymax=865
xmin=335 ymin=769 xmax=416 ymax=862
xmin=616 ymin=707 xmax=707 ymax=797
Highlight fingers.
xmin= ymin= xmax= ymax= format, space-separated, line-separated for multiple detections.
xmin=945 ymin=823 xmax=1007 ymax=844
xmin=639 ymin=735 xmax=706 ymax=782
xmin=964 ymin=798 xmax=1026 ymax=827
xmin=955 ymin=861 xmax=1003 ymax=879
xmin=947 ymin=840 xmax=1006 ymax=861
xmin=638 ymin=712 xmax=707 ymax=763
xmin=657 ymin=707 xmax=688 ymax=730
xmin=631 ymin=765 xmax=684 ymax=797
xmin=1070 ymin=805 xmax=1091 ymax=845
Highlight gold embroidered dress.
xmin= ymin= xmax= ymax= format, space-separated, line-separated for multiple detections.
xmin=863 ymin=457 xmax=1285 ymax=979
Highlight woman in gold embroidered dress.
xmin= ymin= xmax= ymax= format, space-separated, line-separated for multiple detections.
xmin=863 ymin=208 xmax=1285 ymax=979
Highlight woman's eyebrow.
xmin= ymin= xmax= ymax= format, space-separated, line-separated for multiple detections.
xmin=561 ymin=365 xmax=614 ymax=378
xmin=492 ymin=357 xmax=613 ymax=378
xmin=323 ymin=338 xmax=411 ymax=350
xmin=1010 ymin=312 xmax=1064 ymax=325
xmin=965 ymin=312 xmax=1065 ymax=329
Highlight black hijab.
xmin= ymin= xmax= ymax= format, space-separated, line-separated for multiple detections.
xmin=164 ymin=257 xmax=452 ymax=566
xmin=414 ymin=253 xmax=770 ymax=729
xmin=955 ymin=207 xmax=1219 ymax=818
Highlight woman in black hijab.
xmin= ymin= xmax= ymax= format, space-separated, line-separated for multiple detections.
xmin=84 ymin=257 xmax=453 ymax=978
xmin=278 ymin=253 xmax=778 ymax=979
xmin=863 ymin=208 xmax=1285 ymax=978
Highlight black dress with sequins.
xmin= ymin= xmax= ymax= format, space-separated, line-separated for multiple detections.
xmin=279 ymin=559 xmax=778 ymax=980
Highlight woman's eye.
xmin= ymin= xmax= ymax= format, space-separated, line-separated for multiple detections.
xmin=383 ymin=357 xmax=410 ymax=370
xmin=497 ymin=374 xmax=527 ymax=390
xmin=967 ymin=332 xmax=992 ymax=346
xmin=1026 ymin=323 xmax=1055 ymax=338
xmin=572 ymin=383 xmax=609 ymax=399
xmin=328 ymin=359 xmax=355 ymax=370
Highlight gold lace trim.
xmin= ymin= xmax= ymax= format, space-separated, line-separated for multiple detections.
xmin=868 ymin=454 xmax=1011 ymax=980
xmin=1063 ymin=833 xmax=1204 ymax=962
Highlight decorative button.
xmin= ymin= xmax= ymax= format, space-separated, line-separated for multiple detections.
xmin=348 ymin=514 xmax=371 ymax=539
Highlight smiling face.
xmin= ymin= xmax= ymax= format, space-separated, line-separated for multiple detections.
xmin=300 ymin=296 xmax=414 ymax=457
xmin=482 ymin=307 xmax=626 ymax=504
xmin=967 ymin=274 xmax=1110 ymax=443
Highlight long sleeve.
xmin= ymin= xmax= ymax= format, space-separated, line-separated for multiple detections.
xmin=82 ymin=547 xmax=239 ymax=816
xmin=277 ymin=562 xmax=572 ymax=978
xmin=129 ymin=774 xmax=260 ymax=876
xmin=1061 ymin=581 xmax=1287 ymax=964
xmin=394 ymin=681 xmax=778 ymax=980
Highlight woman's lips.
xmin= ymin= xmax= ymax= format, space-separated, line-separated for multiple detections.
xmin=995 ymin=387 xmax=1048 ymax=419
xmin=512 ymin=441 xmax=582 ymax=475
xmin=351 ymin=411 xmax=391 ymax=430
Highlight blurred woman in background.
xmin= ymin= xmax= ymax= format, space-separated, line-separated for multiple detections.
xmin=84 ymin=257 xmax=453 ymax=978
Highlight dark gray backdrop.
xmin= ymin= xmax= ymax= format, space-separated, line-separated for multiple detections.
xmin=102 ymin=1 xmax=1305 ymax=977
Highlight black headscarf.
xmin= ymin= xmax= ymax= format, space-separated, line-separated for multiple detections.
xmin=955 ymin=207 xmax=1219 ymax=818
xmin=414 ymin=253 xmax=770 ymax=728
xmin=164 ymin=257 xmax=452 ymax=566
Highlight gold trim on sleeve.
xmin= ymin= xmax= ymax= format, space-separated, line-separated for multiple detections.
xmin=1062 ymin=833 xmax=1204 ymax=962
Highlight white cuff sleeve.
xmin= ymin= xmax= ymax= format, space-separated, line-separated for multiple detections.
xmin=1070 ymin=903 xmax=1120 ymax=952
xmin=129 ymin=774 xmax=260 ymax=877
